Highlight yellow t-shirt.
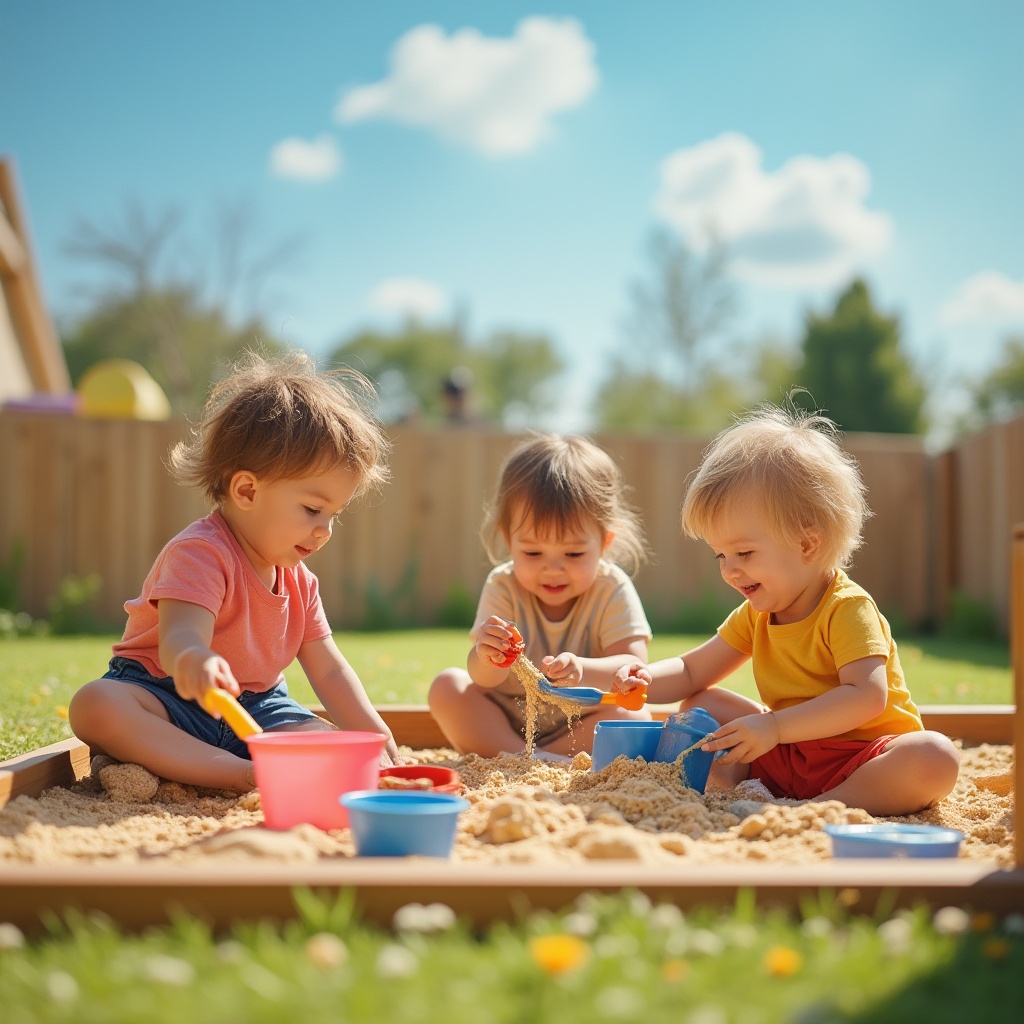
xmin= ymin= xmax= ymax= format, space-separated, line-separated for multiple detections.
xmin=717 ymin=569 xmax=922 ymax=741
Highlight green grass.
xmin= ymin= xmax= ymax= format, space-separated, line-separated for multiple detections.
xmin=0 ymin=893 xmax=1021 ymax=1022
xmin=0 ymin=631 xmax=1012 ymax=762
xmin=0 ymin=632 xmax=1018 ymax=1019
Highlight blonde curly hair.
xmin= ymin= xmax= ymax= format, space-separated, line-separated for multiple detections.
xmin=682 ymin=403 xmax=870 ymax=570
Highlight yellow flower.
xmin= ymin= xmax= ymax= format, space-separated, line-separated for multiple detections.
xmin=983 ymin=938 xmax=1010 ymax=960
xmin=661 ymin=959 xmax=690 ymax=983
xmin=56 ymin=705 xmax=69 ymax=719
xmin=971 ymin=912 xmax=996 ymax=933
xmin=763 ymin=946 xmax=803 ymax=976
xmin=529 ymin=934 xmax=590 ymax=975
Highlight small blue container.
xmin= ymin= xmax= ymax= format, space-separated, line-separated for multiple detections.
xmin=653 ymin=709 xmax=720 ymax=793
xmin=340 ymin=791 xmax=470 ymax=857
xmin=824 ymin=823 xmax=964 ymax=859
xmin=591 ymin=720 xmax=665 ymax=771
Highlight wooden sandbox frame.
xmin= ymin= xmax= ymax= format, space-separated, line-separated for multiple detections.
xmin=1 ymin=525 xmax=1021 ymax=933
xmin=0 ymin=703 xmax=1019 ymax=934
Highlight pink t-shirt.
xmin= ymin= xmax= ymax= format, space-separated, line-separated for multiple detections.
xmin=113 ymin=512 xmax=331 ymax=692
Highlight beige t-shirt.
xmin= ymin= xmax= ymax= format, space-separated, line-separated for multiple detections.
xmin=470 ymin=560 xmax=652 ymax=741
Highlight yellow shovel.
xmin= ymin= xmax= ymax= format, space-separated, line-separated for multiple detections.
xmin=201 ymin=688 xmax=263 ymax=739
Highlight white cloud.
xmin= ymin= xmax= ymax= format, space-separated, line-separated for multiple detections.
xmin=939 ymin=271 xmax=1024 ymax=326
xmin=368 ymin=277 xmax=448 ymax=320
xmin=269 ymin=134 xmax=342 ymax=181
xmin=335 ymin=17 xmax=598 ymax=156
xmin=653 ymin=132 xmax=892 ymax=288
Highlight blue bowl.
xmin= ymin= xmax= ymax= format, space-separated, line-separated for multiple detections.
xmin=340 ymin=790 xmax=470 ymax=857
xmin=591 ymin=721 xmax=665 ymax=771
xmin=824 ymin=823 xmax=964 ymax=859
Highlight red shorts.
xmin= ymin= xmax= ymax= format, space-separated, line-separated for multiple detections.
xmin=749 ymin=736 xmax=896 ymax=800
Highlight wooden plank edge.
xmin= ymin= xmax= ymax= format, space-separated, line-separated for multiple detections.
xmin=1 ymin=861 xmax=1019 ymax=935
xmin=1 ymin=705 xmax=1016 ymax=812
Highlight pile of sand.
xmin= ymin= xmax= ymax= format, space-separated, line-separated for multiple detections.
xmin=0 ymin=742 xmax=1013 ymax=867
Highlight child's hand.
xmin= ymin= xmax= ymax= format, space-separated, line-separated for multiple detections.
xmin=612 ymin=663 xmax=651 ymax=695
xmin=540 ymin=652 xmax=583 ymax=688
xmin=477 ymin=616 xmax=524 ymax=668
xmin=172 ymin=646 xmax=240 ymax=705
xmin=702 ymin=711 xmax=780 ymax=765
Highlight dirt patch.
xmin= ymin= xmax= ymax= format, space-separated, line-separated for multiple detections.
xmin=0 ymin=742 xmax=1012 ymax=867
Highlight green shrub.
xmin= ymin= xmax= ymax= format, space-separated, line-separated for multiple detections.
xmin=944 ymin=589 xmax=1001 ymax=642
xmin=47 ymin=572 xmax=104 ymax=635
xmin=434 ymin=582 xmax=477 ymax=628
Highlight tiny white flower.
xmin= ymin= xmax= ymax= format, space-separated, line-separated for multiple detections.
xmin=45 ymin=970 xmax=79 ymax=1003
xmin=143 ymin=955 xmax=195 ymax=986
xmin=594 ymin=933 xmax=640 ymax=959
xmin=627 ymin=891 xmax=652 ymax=917
xmin=305 ymin=932 xmax=348 ymax=969
xmin=1002 ymin=912 xmax=1024 ymax=935
xmin=393 ymin=902 xmax=456 ymax=934
xmin=649 ymin=904 xmax=684 ymax=930
xmin=562 ymin=910 xmax=598 ymax=937
xmin=597 ymin=986 xmax=645 ymax=1018
xmin=689 ymin=928 xmax=725 ymax=957
xmin=801 ymin=916 xmax=833 ymax=939
xmin=0 ymin=923 xmax=25 ymax=950
xmin=933 ymin=906 xmax=970 ymax=935
xmin=878 ymin=917 xmax=913 ymax=955
xmin=215 ymin=939 xmax=246 ymax=964
xmin=687 ymin=1006 xmax=728 ymax=1024
xmin=376 ymin=943 xmax=418 ymax=979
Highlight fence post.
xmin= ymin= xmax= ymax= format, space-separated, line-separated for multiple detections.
xmin=1014 ymin=524 xmax=1024 ymax=870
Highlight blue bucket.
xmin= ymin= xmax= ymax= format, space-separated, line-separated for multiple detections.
xmin=340 ymin=790 xmax=470 ymax=857
xmin=653 ymin=709 xmax=720 ymax=793
xmin=591 ymin=720 xmax=665 ymax=771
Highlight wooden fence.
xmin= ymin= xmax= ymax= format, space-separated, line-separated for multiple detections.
xmin=1 ymin=409 xmax=1021 ymax=635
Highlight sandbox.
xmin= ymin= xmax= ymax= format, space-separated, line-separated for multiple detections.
xmin=1 ymin=704 xmax=1020 ymax=935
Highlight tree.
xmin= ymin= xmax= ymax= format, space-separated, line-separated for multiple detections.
xmin=592 ymin=230 xmax=802 ymax=432
xmin=971 ymin=335 xmax=1024 ymax=424
xmin=797 ymin=279 xmax=926 ymax=434
xmin=60 ymin=199 xmax=297 ymax=412
xmin=328 ymin=322 xmax=564 ymax=427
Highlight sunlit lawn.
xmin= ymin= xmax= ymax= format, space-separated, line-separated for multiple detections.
xmin=0 ymin=632 xmax=1019 ymax=1021
xmin=0 ymin=630 xmax=1012 ymax=763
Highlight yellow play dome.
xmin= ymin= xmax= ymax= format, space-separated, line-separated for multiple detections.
xmin=77 ymin=359 xmax=171 ymax=420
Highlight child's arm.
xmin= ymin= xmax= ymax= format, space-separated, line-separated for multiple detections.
xmin=612 ymin=635 xmax=748 ymax=704
xmin=158 ymin=598 xmax=241 ymax=702
xmin=466 ymin=615 xmax=523 ymax=687
xmin=541 ymin=636 xmax=649 ymax=690
xmin=707 ymin=655 xmax=890 ymax=765
xmin=297 ymin=635 xmax=401 ymax=764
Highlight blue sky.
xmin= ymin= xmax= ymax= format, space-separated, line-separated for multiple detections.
xmin=2 ymin=1 xmax=1022 ymax=431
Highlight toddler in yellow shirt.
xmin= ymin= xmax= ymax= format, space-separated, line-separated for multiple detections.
xmin=615 ymin=402 xmax=959 ymax=815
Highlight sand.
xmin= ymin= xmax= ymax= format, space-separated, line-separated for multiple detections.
xmin=0 ymin=741 xmax=1013 ymax=868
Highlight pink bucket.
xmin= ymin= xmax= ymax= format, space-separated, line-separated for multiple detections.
xmin=247 ymin=731 xmax=386 ymax=830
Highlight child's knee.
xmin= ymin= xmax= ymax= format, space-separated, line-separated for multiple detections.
xmin=68 ymin=680 xmax=115 ymax=737
xmin=427 ymin=669 xmax=467 ymax=711
xmin=922 ymin=732 xmax=961 ymax=796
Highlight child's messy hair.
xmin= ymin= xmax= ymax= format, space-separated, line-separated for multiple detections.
xmin=682 ymin=401 xmax=870 ymax=569
xmin=482 ymin=432 xmax=647 ymax=574
xmin=167 ymin=349 xmax=390 ymax=505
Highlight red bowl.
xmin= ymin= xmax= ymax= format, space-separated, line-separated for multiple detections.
xmin=379 ymin=764 xmax=462 ymax=795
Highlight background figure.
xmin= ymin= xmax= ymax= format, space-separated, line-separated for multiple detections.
xmin=441 ymin=365 xmax=478 ymax=425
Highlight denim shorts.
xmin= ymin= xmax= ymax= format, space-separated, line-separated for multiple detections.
xmin=102 ymin=656 xmax=321 ymax=759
